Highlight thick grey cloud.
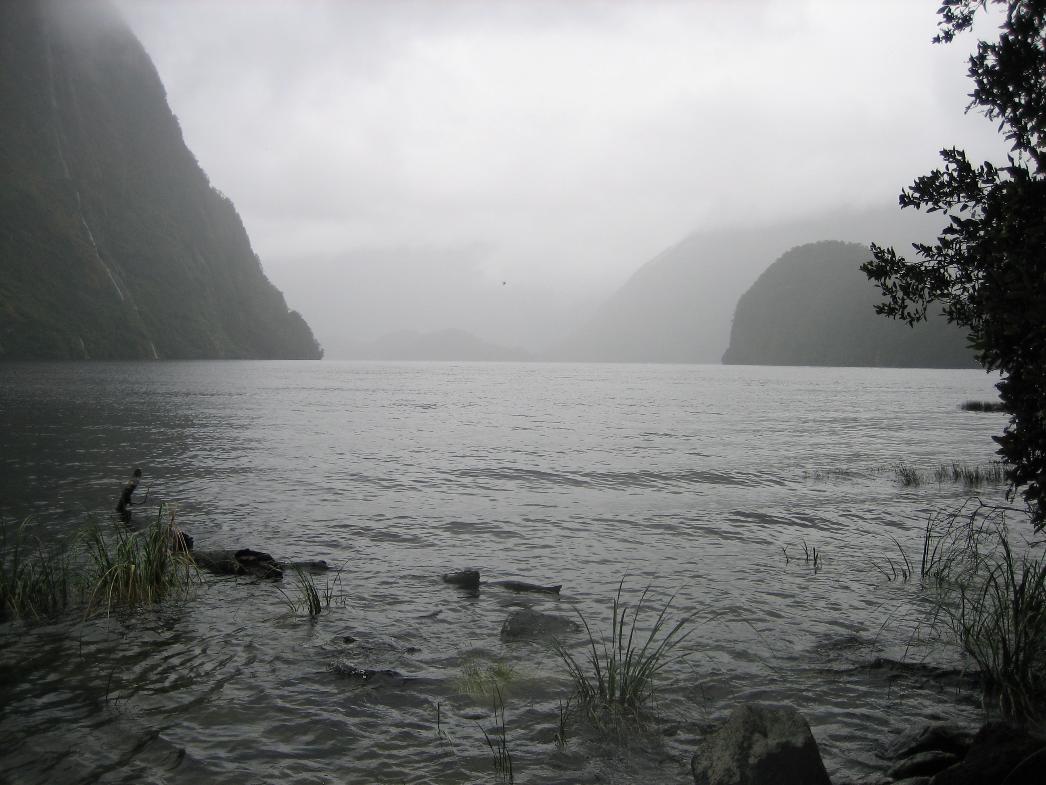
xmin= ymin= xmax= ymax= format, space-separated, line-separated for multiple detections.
xmin=116 ymin=0 xmax=1007 ymax=352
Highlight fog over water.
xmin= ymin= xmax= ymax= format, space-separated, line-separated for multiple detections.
xmin=114 ymin=0 xmax=1008 ymax=355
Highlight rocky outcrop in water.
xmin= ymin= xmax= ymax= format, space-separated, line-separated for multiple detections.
xmin=690 ymin=704 xmax=831 ymax=785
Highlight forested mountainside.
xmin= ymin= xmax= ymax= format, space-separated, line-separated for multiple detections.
xmin=0 ymin=0 xmax=322 ymax=359
xmin=722 ymin=241 xmax=976 ymax=368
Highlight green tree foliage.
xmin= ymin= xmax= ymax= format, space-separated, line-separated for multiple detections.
xmin=862 ymin=0 xmax=1046 ymax=528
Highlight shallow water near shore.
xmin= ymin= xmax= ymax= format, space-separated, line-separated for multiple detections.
xmin=0 ymin=361 xmax=1011 ymax=784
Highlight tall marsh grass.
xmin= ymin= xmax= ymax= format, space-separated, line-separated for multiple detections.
xmin=554 ymin=579 xmax=695 ymax=722
xmin=81 ymin=504 xmax=199 ymax=616
xmin=894 ymin=461 xmax=1006 ymax=489
xmin=2 ymin=506 xmax=199 ymax=621
xmin=0 ymin=518 xmax=74 ymax=620
xmin=920 ymin=500 xmax=1046 ymax=724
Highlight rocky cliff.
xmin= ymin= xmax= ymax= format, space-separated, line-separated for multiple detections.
xmin=0 ymin=0 xmax=322 ymax=359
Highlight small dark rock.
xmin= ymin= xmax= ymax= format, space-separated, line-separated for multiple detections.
xmin=442 ymin=569 xmax=480 ymax=590
xmin=888 ymin=751 xmax=959 ymax=780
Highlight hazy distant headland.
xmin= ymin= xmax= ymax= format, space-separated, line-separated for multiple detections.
xmin=0 ymin=0 xmax=321 ymax=360
xmin=334 ymin=328 xmax=533 ymax=362
xmin=548 ymin=209 xmax=962 ymax=368
xmin=721 ymin=241 xmax=975 ymax=368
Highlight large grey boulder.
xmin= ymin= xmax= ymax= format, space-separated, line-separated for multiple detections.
xmin=691 ymin=704 xmax=831 ymax=785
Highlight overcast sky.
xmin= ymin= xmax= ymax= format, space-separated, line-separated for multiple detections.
xmin=115 ymin=0 xmax=1006 ymax=351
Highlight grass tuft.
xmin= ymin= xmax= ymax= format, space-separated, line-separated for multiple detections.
xmin=553 ymin=578 xmax=695 ymax=724
xmin=279 ymin=563 xmax=344 ymax=617
xmin=932 ymin=462 xmax=1006 ymax=487
xmin=81 ymin=504 xmax=199 ymax=616
xmin=960 ymin=400 xmax=1006 ymax=412
xmin=0 ymin=517 xmax=75 ymax=620
xmin=895 ymin=463 xmax=923 ymax=487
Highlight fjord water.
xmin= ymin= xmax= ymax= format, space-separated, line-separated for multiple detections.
xmin=0 ymin=362 xmax=1007 ymax=784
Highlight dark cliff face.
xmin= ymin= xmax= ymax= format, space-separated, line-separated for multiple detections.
xmin=0 ymin=0 xmax=322 ymax=360
xmin=721 ymin=241 xmax=976 ymax=368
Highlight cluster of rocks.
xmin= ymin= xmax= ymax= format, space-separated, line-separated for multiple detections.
xmin=443 ymin=569 xmax=576 ymax=643
xmin=879 ymin=721 xmax=1044 ymax=785
xmin=191 ymin=548 xmax=329 ymax=581
xmin=688 ymin=704 xmax=1044 ymax=785
xmin=441 ymin=568 xmax=561 ymax=595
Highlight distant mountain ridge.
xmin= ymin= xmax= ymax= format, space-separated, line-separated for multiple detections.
xmin=722 ymin=241 xmax=976 ymax=367
xmin=548 ymin=209 xmax=953 ymax=364
xmin=0 ymin=0 xmax=322 ymax=359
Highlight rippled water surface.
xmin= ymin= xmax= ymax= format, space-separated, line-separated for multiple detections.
xmin=0 ymin=361 xmax=1009 ymax=784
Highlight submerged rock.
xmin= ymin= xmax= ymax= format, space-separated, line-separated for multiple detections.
xmin=193 ymin=548 xmax=283 ymax=580
xmin=499 ymin=608 xmax=579 ymax=642
xmin=442 ymin=569 xmax=481 ymax=590
xmin=441 ymin=569 xmax=562 ymax=594
xmin=329 ymin=661 xmax=404 ymax=681
xmin=489 ymin=580 xmax=561 ymax=594
xmin=690 ymin=703 xmax=831 ymax=785
xmin=286 ymin=559 xmax=330 ymax=573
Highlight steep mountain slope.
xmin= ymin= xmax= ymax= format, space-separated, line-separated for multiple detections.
xmin=0 ymin=0 xmax=321 ymax=359
xmin=549 ymin=209 xmax=948 ymax=364
xmin=722 ymin=241 xmax=975 ymax=367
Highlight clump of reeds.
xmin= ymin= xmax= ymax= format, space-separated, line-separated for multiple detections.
xmin=874 ymin=536 xmax=914 ymax=583
xmin=895 ymin=463 xmax=923 ymax=487
xmin=279 ymin=563 xmax=344 ymax=617
xmin=932 ymin=462 xmax=1006 ymax=488
xmin=81 ymin=504 xmax=199 ymax=616
xmin=960 ymin=400 xmax=1006 ymax=412
xmin=553 ymin=579 xmax=695 ymax=724
xmin=919 ymin=500 xmax=1046 ymax=725
xmin=0 ymin=517 xmax=75 ymax=620
xmin=800 ymin=538 xmax=822 ymax=572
